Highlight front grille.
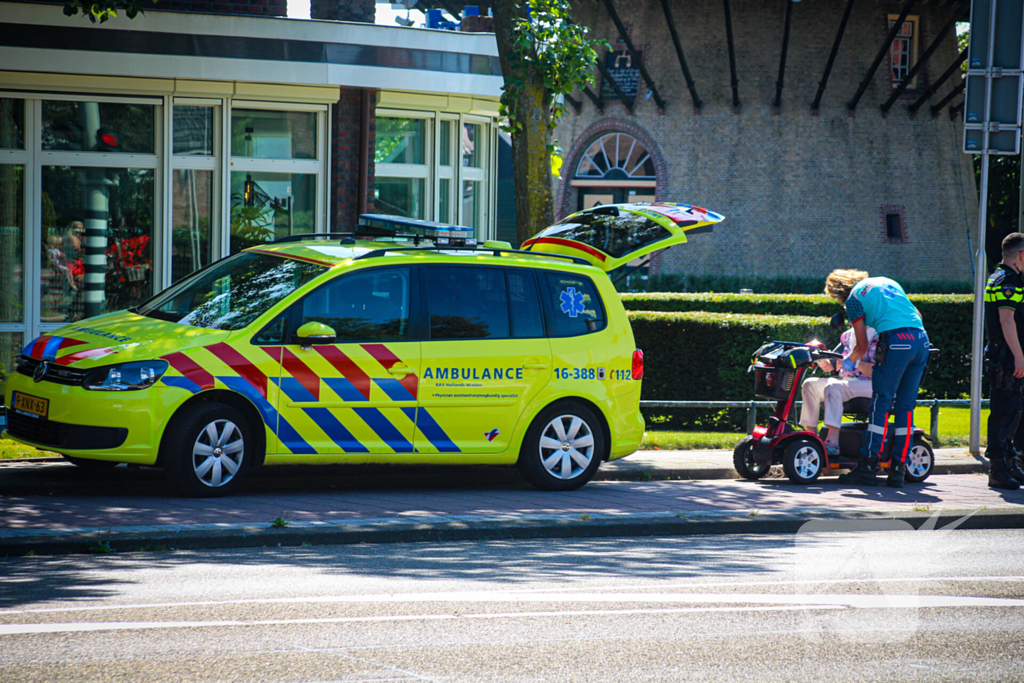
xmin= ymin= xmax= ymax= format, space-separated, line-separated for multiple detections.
xmin=7 ymin=411 xmax=127 ymax=450
xmin=7 ymin=411 xmax=70 ymax=448
xmin=16 ymin=355 xmax=90 ymax=386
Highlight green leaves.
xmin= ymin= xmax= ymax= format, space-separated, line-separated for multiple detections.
xmin=497 ymin=0 xmax=600 ymax=134
xmin=62 ymin=1 xmax=156 ymax=24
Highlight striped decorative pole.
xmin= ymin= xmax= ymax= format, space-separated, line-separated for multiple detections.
xmin=80 ymin=103 xmax=107 ymax=320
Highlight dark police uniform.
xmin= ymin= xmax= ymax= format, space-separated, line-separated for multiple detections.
xmin=984 ymin=263 xmax=1024 ymax=483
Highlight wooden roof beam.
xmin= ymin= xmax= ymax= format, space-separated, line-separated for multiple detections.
xmin=723 ymin=0 xmax=741 ymax=113
xmin=908 ymin=47 xmax=967 ymax=114
xmin=811 ymin=0 xmax=855 ymax=114
xmin=930 ymin=80 xmax=965 ymax=117
xmin=658 ymin=0 xmax=702 ymax=112
xmin=601 ymin=0 xmax=667 ymax=110
xmin=594 ymin=52 xmax=635 ymax=112
xmin=581 ymin=86 xmax=605 ymax=112
xmin=880 ymin=13 xmax=958 ymax=115
xmin=847 ymin=0 xmax=915 ymax=113
xmin=773 ymin=0 xmax=795 ymax=113
xmin=564 ymin=93 xmax=582 ymax=114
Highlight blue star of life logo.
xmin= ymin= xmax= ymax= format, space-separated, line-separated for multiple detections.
xmin=560 ymin=287 xmax=586 ymax=318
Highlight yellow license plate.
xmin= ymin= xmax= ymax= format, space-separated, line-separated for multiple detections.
xmin=13 ymin=392 xmax=48 ymax=419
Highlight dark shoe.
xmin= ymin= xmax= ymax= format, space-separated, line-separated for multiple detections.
xmin=887 ymin=459 xmax=905 ymax=488
xmin=1005 ymin=449 xmax=1024 ymax=484
xmin=989 ymin=455 xmax=1022 ymax=490
xmin=838 ymin=458 xmax=879 ymax=486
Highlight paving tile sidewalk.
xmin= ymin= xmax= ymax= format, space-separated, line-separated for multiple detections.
xmin=0 ymin=447 xmax=1017 ymax=556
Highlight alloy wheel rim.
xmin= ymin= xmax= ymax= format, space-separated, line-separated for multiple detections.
xmin=192 ymin=419 xmax=244 ymax=488
xmin=794 ymin=445 xmax=820 ymax=479
xmin=906 ymin=445 xmax=930 ymax=478
xmin=539 ymin=414 xmax=594 ymax=480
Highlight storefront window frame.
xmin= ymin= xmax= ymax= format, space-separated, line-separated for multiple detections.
xmin=0 ymin=97 xmax=31 ymax=384
xmin=169 ymin=98 xmax=221 ymax=284
xmin=225 ymin=100 xmax=327 ymax=254
xmin=376 ymin=107 xmax=497 ymax=239
xmin=27 ymin=94 xmax=164 ymax=336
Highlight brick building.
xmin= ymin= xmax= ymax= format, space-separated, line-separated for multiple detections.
xmin=553 ymin=0 xmax=976 ymax=285
xmin=0 ymin=0 xmax=503 ymax=397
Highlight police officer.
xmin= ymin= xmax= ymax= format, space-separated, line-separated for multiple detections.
xmin=824 ymin=269 xmax=929 ymax=487
xmin=984 ymin=233 xmax=1024 ymax=490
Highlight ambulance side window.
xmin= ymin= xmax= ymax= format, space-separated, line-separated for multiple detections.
xmin=425 ymin=266 xmax=510 ymax=340
xmin=507 ymin=269 xmax=544 ymax=339
xmin=298 ymin=267 xmax=411 ymax=342
xmin=539 ymin=271 xmax=605 ymax=337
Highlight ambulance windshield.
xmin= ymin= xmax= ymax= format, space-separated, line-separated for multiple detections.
xmin=137 ymin=252 xmax=326 ymax=330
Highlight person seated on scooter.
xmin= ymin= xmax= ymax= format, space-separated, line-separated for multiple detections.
xmin=799 ymin=326 xmax=878 ymax=458
xmin=824 ymin=269 xmax=929 ymax=489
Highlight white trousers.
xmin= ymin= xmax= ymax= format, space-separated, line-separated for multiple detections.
xmin=799 ymin=377 xmax=873 ymax=429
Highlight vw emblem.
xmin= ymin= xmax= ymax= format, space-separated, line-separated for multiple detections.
xmin=33 ymin=361 xmax=48 ymax=383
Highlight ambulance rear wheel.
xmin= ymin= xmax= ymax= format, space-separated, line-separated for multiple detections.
xmin=782 ymin=439 xmax=824 ymax=484
xmin=518 ymin=402 xmax=605 ymax=491
xmin=904 ymin=437 xmax=934 ymax=483
xmin=733 ymin=436 xmax=770 ymax=481
xmin=165 ymin=402 xmax=252 ymax=498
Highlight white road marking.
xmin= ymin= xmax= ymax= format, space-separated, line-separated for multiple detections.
xmin=2 ymin=592 xmax=1024 ymax=637
xmin=3 ymin=574 xmax=1024 ymax=616
xmin=0 ymin=605 xmax=842 ymax=636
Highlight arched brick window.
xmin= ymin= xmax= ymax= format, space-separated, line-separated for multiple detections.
xmin=556 ymin=119 xmax=667 ymax=220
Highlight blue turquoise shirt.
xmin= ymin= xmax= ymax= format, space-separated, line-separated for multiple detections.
xmin=845 ymin=277 xmax=923 ymax=334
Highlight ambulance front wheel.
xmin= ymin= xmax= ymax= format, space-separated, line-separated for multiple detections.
xmin=165 ymin=402 xmax=252 ymax=498
xmin=518 ymin=401 xmax=605 ymax=491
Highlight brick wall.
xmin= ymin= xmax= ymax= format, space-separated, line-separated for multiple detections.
xmin=555 ymin=0 xmax=977 ymax=284
xmin=328 ymin=87 xmax=376 ymax=232
xmin=310 ymin=0 xmax=374 ymax=22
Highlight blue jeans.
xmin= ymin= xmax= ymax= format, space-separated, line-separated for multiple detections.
xmin=862 ymin=327 xmax=930 ymax=463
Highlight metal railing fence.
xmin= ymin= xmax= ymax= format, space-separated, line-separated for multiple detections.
xmin=639 ymin=399 xmax=990 ymax=445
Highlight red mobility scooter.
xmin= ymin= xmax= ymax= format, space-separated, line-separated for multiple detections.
xmin=733 ymin=337 xmax=936 ymax=485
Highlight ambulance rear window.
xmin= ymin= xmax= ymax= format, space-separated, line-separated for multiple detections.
xmin=533 ymin=209 xmax=671 ymax=259
xmin=539 ymin=271 xmax=605 ymax=337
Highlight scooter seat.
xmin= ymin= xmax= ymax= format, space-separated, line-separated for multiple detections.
xmin=843 ymin=397 xmax=872 ymax=417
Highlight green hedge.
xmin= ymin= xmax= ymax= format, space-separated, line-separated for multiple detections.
xmin=628 ymin=306 xmax=969 ymax=431
xmin=623 ymin=293 xmax=970 ymax=401
xmin=641 ymin=273 xmax=973 ymax=294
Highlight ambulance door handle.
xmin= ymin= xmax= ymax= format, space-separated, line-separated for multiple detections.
xmin=522 ymin=362 xmax=549 ymax=369
xmin=388 ymin=364 xmax=415 ymax=376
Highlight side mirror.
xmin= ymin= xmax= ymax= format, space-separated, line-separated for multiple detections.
xmin=295 ymin=321 xmax=336 ymax=349
xmin=829 ymin=312 xmax=846 ymax=331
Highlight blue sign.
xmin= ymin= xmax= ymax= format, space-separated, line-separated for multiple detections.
xmin=560 ymin=287 xmax=585 ymax=318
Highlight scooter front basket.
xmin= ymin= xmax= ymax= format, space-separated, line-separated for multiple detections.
xmin=754 ymin=365 xmax=798 ymax=400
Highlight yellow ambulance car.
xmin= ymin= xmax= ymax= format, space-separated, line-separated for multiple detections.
xmin=4 ymin=203 xmax=722 ymax=496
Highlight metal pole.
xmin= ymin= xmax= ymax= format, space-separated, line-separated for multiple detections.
xmin=746 ymin=402 xmax=757 ymax=433
xmin=930 ymin=399 xmax=940 ymax=445
xmin=970 ymin=0 xmax=1000 ymax=457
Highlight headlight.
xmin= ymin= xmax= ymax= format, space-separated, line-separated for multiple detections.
xmin=84 ymin=361 xmax=169 ymax=391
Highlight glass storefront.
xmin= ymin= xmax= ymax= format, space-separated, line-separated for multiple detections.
xmin=0 ymin=99 xmax=24 ymax=149
xmin=172 ymin=169 xmax=214 ymax=283
xmin=229 ymin=171 xmax=316 ymax=251
xmin=374 ymin=112 xmax=494 ymax=234
xmin=0 ymin=332 xmax=22 ymax=402
xmin=0 ymin=165 xmax=24 ymax=325
xmin=42 ymin=101 xmax=155 ymax=154
xmin=231 ymin=109 xmax=317 ymax=160
xmin=40 ymin=166 xmax=155 ymax=322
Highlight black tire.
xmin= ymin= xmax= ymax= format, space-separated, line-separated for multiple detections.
xmin=61 ymin=454 xmax=119 ymax=469
xmin=733 ymin=435 xmax=770 ymax=481
xmin=782 ymin=439 xmax=824 ymax=484
xmin=164 ymin=402 xmax=252 ymax=498
xmin=518 ymin=401 xmax=606 ymax=491
xmin=903 ymin=436 xmax=934 ymax=483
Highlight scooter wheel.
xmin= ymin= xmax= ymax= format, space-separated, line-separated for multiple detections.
xmin=782 ymin=439 xmax=824 ymax=484
xmin=903 ymin=437 xmax=934 ymax=483
xmin=733 ymin=436 xmax=771 ymax=481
